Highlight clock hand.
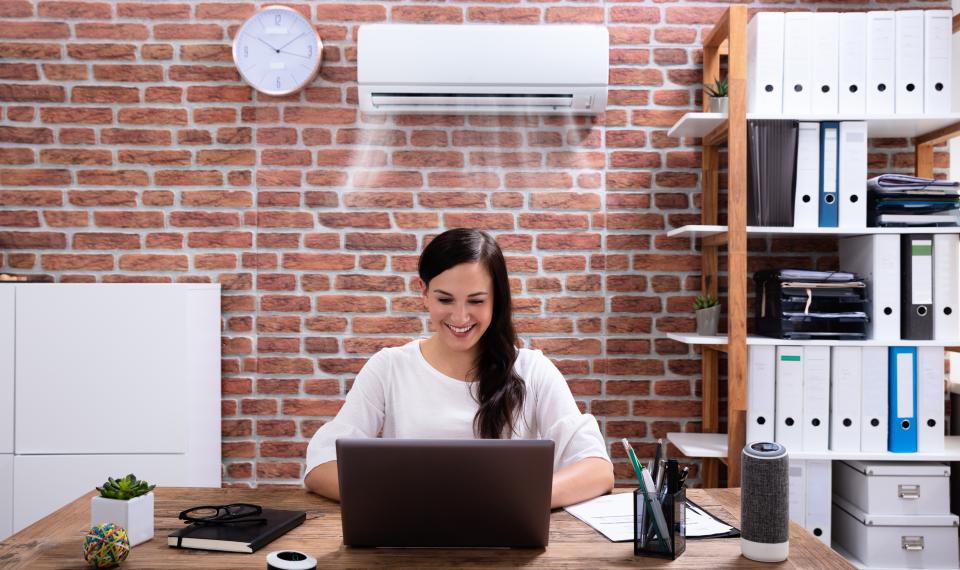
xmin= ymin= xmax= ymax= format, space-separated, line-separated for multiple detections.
xmin=278 ymin=49 xmax=311 ymax=59
xmin=277 ymin=31 xmax=308 ymax=52
xmin=253 ymin=35 xmax=280 ymax=53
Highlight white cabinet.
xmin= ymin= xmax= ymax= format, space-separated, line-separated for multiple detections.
xmin=1 ymin=288 xmax=13 ymax=454
xmin=1 ymin=284 xmax=221 ymax=538
xmin=0 ymin=454 xmax=11 ymax=539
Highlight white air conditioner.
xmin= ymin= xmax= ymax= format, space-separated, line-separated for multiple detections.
xmin=358 ymin=24 xmax=608 ymax=115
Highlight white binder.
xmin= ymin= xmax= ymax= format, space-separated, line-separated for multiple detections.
xmin=747 ymin=345 xmax=776 ymax=444
xmin=933 ymin=234 xmax=960 ymax=341
xmin=802 ymin=346 xmax=830 ymax=453
xmin=838 ymin=12 xmax=867 ymax=114
xmin=831 ymin=346 xmax=862 ymax=452
xmin=810 ymin=12 xmax=839 ymax=114
xmin=924 ymin=10 xmax=952 ymax=113
xmin=860 ymin=346 xmax=889 ymax=453
xmin=789 ymin=459 xmax=806 ymax=526
xmin=783 ymin=12 xmax=814 ymax=114
xmin=775 ymin=346 xmax=804 ymax=452
xmin=794 ymin=122 xmax=820 ymax=228
xmin=838 ymin=234 xmax=900 ymax=341
xmin=895 ymin=10 xmax=925 ymax=114
xmin=917 ymin=346 xmax=946 ymax=453
xmin=805 ymin=459 xmax=832 ymax=546
xmin=866 ymin=11 xmax=896 ymax=115
xmin=838 ymin=121 xmax=867 ymax=229
xmin=747 ymin=11 xmax=785 ymax=114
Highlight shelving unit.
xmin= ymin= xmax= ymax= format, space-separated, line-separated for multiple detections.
xmin=667 ymin=332 xmax=960 ymax=348
xmin=666 ymin=5 xmax=960 ymax=490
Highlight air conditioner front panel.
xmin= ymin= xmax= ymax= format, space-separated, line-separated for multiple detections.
xmin=360 ymin=85 xmax=606 ymax=115
xmin=357 ymin=24 xmax=609 ymax=115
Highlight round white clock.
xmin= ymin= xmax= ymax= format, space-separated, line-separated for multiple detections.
xmin=232 ymin=5 xmax=323 ymax=96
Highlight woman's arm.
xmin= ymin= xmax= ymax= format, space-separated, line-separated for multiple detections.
xmin=550 ymin=456 xmax=614 ymax=508
xmin=304 ymin=460 xmax=340 ymax=501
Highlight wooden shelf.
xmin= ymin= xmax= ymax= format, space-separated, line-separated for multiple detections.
xmin=667 ymin=332 xmax=960 ymax=348
xmin=667 ymin=432 xmax=960 ymax=462
xmin=667 ymin=224 xmax=960 ymax=239
xmin=668 ymin=112 xmax=960 ymax=140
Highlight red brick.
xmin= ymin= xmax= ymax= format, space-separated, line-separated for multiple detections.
xmin=393 ymin=6 xmax=462 ymax=23
xmin=154 ymin=24 xmax=222 ymax=40
xmin=73 ymin=233 xmax=140 ymax=250
xmin=546 ymin=7 xmax=603 ymax=24
xmin=428 ymin=172 xmax=499 ymax=189
xmin=195 ymin=3 xmax=255 ymax=19
xmin=0 ymin=84 xmax=64 ymax=103
xmin=335 ymin=275 xmax=405 ymax=292
xmin=0 ymin=22 xmax=70 ymax=39
xmin=443 ymin=212 xmax=513 ymax=230
xmin=41 ymin=253 xmax=112 ymax=270
xmin=118 ymin=3 xmax=191 ymax=19
xmin=0 ymin=191 xmax=60 ymax=207
xmin=468 ymin=7 xmax=540 ymax=24
xmin=0 ymin=211 xmax=37 ymax=227
xmin=155 ymin=170 xmax=222 ymax=186
xmin=118 ymin=108 xmax=187 ymax=125
xmin=281 ymin=398 xmax=344 ymax=416
xmin=470 ymin=152 xmax=541 ymax=168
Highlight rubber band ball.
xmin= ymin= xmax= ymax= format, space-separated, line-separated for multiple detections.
xmin=82 ymin=523 xmax=130 ymax=568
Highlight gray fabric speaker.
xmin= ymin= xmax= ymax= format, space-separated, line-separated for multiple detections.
xmin=740 ymin=441 xmax=789 ymax=562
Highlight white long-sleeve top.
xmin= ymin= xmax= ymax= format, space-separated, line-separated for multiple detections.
xmin=304 ymin=339 xmax=610 ymax=476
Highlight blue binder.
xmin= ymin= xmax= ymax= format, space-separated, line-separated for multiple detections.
xmin=888 ymin=346 xmax=918 ymax=453
xmin=818 ymin=122 xmax=840 ymax=227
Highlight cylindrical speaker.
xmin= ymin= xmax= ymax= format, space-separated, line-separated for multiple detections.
xmin=740 ymin=441 xmax=789 ymax=562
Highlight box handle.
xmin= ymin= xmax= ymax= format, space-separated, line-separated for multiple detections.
xmin=898 ymin=484 xmax=920 ymax=500
xmin=901 ymin=536 xmax=925 ymax=551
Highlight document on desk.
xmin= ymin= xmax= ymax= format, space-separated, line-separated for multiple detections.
xmin=563 ymin=492 xmax=739 ymax=542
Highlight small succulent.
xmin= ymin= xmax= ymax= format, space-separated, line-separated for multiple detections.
xmin=703 ymin=78 xmax=728 ymax=98
xmin=694 ymin=295 xmax=720 ymax=311
xmin=96 ymin=474 xmax=156 ymax=501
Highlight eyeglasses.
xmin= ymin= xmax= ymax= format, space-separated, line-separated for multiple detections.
xmin=178 ymin=503 xmax=267 ymax=526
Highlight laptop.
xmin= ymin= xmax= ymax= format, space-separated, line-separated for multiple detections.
xmin=336 ymin=438 xmax=554 ymax=548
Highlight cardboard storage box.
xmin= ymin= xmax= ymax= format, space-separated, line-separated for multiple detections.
xmin=833 ymin=496 xmax=959 ymax=569
xmin=833 ymin=461 xmax=951 ymax=516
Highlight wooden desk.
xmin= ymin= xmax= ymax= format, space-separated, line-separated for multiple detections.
xmin=0 ymin=487 xmax=852 ymax=569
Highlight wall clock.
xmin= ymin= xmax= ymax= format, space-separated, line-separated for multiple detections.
xmin=232 ymin=5 xmax=323 ymax=96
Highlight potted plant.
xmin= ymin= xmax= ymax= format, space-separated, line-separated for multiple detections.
xmin=704 ymin=78 xmax=728 ymax=113
xmin=91 ymin=474 xmax=156 ymax=547
xmin=694 ymin=295 xmax=721 ymax=336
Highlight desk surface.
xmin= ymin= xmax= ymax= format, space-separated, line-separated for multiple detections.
xmin=0 ymin=487 xmax=852 ymax=569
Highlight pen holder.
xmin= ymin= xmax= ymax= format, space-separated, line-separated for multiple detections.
xmin=633 ymin=487 xmax=686 ymax=560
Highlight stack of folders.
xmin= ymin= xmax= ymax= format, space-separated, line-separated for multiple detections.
xmin=792 ymin=121 xmax=868 ymax=229
xmin=747 ymin=120 xmax=798 ymax=226
xmin=840 ymin=234 xmax=960 ymax=341
xmin=747 ymin=10 xmax=952 ymax=116
xmin=753 ymin=269 xmax=868 ymax=340
xmin=746 ymin=345 xmax=946 ymax=456
xmin=867 ymin=174 xmax=960 ymax=227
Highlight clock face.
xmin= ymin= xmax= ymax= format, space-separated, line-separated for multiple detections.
xmin=232 ymin=6 xmax=322 ymax=96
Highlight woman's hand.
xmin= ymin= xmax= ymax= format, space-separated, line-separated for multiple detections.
xmin=304 ymin=461 xmax=341 ymax=501
xmin=550 ymin=456 xmax=615 ymax=509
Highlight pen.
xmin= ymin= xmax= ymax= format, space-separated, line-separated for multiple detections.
xmin=679 ymin=466 xmax=689 ymax=487
xmin=641 ymin=467 xmax=672 ymax=551
xmin=652 ymin=439 xmax=664 ymax=484
xmin=621 ymin=439 xmax=660 ymax=549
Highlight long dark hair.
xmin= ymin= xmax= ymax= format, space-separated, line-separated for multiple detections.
xmin=418 ymin=228 xmax=525 ymax=439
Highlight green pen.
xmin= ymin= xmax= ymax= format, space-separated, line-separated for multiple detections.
xmin=621 ymin=439 xmax=668 ymax=551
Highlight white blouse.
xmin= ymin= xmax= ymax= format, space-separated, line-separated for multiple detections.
xmin=304 ymin=339 xmax=610 ymax=475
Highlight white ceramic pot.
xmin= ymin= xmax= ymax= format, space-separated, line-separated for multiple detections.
xmin=696 ymin=305 xmax=721 ymax=336
xmin=709 ymin=97 xmax=728 ymax=114
xmin=90 ymin=492 xmax=154 ymax=546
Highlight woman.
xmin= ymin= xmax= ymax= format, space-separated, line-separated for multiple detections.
xmin=304 ymin=228 xmax=614 ymax=508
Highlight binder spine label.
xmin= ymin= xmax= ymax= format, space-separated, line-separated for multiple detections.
xmin=912 ymin=240 xmax=933 ymax=304
xmin=896 ymin=352 xmax=914 ymax=418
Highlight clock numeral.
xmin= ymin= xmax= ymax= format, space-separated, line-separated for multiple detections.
xmin=307 ymin=44 xmax=312 ymax=57
xmin=276 ymin=77 xmax=282 ymax=89
xmin=274 ymin=14 xmax=281 ymax=25
xmin=243 ymin=45 xmax=248 ymax=58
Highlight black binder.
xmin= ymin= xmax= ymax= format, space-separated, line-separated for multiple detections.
xmin=901 ymin=234 xmax=934 ymax=340
xmin=747 ymin=120 xmax=799 ymax=227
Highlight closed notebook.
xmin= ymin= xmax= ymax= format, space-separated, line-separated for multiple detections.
xmin=168 ymin=508 xmax=306 ymax=553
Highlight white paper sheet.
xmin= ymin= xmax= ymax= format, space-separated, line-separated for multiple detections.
xmin=563 ymin=492 xmax=736 ymax=543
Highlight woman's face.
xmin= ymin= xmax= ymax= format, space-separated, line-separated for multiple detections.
xmin=422 ymin=262 xmax=494 ymax=355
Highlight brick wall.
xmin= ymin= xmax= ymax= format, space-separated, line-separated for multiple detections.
xmin=0 ymin=0 xmax=949 ymax=488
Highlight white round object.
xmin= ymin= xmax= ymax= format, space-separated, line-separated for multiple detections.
xmin=741 ymin=537 xmax=789 ymax=563
xmin=265 ymin=549 xmax=317 ymax=570
xmin=232 ymin=5 xmax=322 ymax=96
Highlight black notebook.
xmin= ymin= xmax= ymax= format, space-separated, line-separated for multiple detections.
xmin=167 ymin=508 xmax=306 ymax=553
